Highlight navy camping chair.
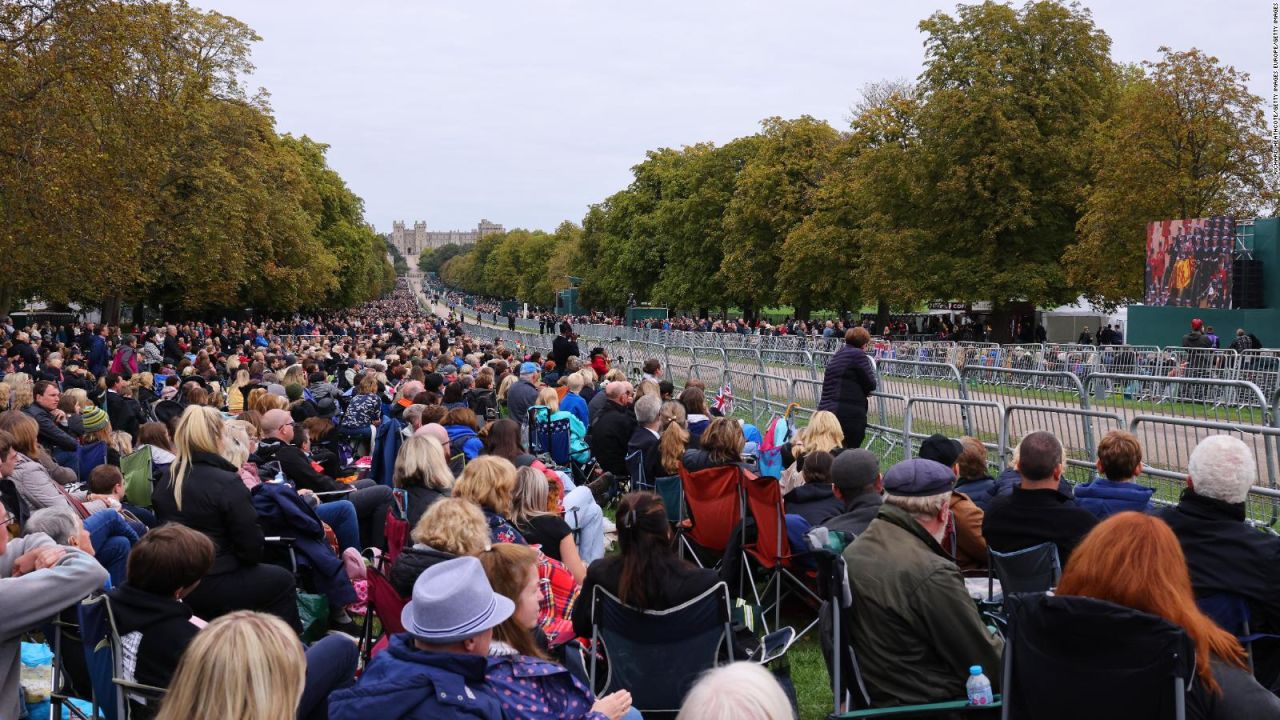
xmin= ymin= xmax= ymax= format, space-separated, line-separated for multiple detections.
xmin=988 ymin=542 xmax=1061 ymax=603
xmin=1197 ymin=592 xmax=1280 ymax=674
xmin=625 ymin=449 xmax=648 ymax=491
xmin=79 ymin=593 xmax=166 ymax=720
xmin=1002 ymin=593 xmax=1193 ymax=720
xmin=588 ymin=582 xmax=734 ymax=715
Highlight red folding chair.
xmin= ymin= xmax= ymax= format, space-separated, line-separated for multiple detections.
xmin=384 ymin=489 xmax=410 ymax=565
xmin=740 ymin=473 xmax=822 ymax=638
xmin=678 ymin=464 xmax=747 ymax=568
xmin=359 ymin=562 xmax=407 ymax=665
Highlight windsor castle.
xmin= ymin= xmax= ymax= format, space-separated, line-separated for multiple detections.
xmin=389 ymin=219 xmax=504 ymax=256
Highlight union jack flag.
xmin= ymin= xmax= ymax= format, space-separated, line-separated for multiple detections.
xmin=713 ymin=382 xmax=735 ymax=416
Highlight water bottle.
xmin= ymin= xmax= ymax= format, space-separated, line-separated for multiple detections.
xmin=966 ymin=665 xmax=993 ymax=705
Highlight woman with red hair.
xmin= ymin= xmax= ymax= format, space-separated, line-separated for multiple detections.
xmin=1057 ymin=513 xmax=1280 ymax=717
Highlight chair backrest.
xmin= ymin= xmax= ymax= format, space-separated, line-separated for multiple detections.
xmin=528 ymin=406 xmax=551 ymax=453
xmin=1196 ymin=592 xmax=1250 ymax=636
xmin=546 ymin=418 xmax=572 ymax=466
xmin=119 ymin=446 xmax=153 ymax=509
xmin=77 ymin=441 xmax=108 ymax=482
xmin=366 ymin=565 xmax=407 ymax=636
xmin=78 ymin=594 xmax=166 ymax=720
xmin=740 ymin=471 xmax=790 ymax=569
xmin=678 ymin=464 xmax=744 ymax=553
xmin=384 ymin=506 xmax=409 ymax=565
xmin=1003 ymin=592 xmax=1195 ymax=720
xmin=590 ymin=582 xmax=733 ymax=713
xmin=990 ymin=542 xmax=1061 ymax=597
xmin=625 ymin=449 xmax=648 ymax=491
xmin=653 ymin=475 xmax=684 ymax=525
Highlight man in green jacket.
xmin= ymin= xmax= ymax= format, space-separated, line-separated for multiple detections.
xmin=844 ymin=458 xmax=1003 ymax=706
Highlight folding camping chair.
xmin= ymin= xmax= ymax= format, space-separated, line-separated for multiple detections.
xmin=740 ymin=472 xmax=822 ymax=638
xmin=78 ymin=594 xmax=166 ymax=720
xmin=827 ymin=568 xmax=1000 ymax=718
xmin=358 ymin=558 xmax=408 ymax=665
xmin=678 ymin=463 xmax=748 ymax=569
xmin=588 ymin=582 xmax=735 ymax=715
xmin=119 ymin=446 xmax=153 ymax=509
xmin=987 ymin=542 xmax=1061 ymax=604
xmin=384 ymin=488 xmax=410 ymax=564
xmin=1001 ymin=593 xmax=1193 ymax=720
xmin=625 ymin=449 xmax=648 ymax=491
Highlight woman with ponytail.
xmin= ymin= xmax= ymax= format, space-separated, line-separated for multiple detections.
xmin=570 ymin=491 xmax=718 ymax=639
xmin=152 ymin=405 xmax=301 ymax=631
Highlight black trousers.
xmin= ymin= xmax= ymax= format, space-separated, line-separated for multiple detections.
xmin=186 ymin=563 xmax=301 ymax=633
xmin=838 ymin=413 xmax=868 ymax=449
xmin=347 ymin=479 xmax=394 ymax=549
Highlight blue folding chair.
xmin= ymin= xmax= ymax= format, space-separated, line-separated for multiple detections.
xmin=1198 ymin=592 xmax=1280 ymax=674
xmin=625 ymin=449 xmax=648 ymax=491
xmin=79 ymin=593 xmax=166 ymax=720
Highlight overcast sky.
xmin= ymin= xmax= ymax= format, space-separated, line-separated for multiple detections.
xmin=196 ymin=0 xmax=1274 ymax=234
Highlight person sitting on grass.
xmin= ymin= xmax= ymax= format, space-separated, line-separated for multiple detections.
xmin=1073 ymin=430 xmax=1154 ymax=519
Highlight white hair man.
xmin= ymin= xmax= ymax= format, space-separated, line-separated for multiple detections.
xmin=844 ymin=458 xmax=1002 ymax=706
xmin=1159 ymin=435 xmax=1280 ymax=685
xmin=626 ymin=394 xmax=663 ymax=485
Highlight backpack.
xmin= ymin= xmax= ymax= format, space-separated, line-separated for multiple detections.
xmin=758 ymin=403 xmax=799 ymax=479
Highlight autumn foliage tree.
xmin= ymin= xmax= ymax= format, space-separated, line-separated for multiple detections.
xmin=0 ymin=0 xmax=391 ymax=319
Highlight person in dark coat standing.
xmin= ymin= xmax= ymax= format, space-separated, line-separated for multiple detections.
xmin=551 ymin=322 xmax=579 ymax=375
xmin=818 ymin=327 xmax=877 ymax=448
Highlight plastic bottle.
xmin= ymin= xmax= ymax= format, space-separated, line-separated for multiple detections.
xmin=966 ymin=665 xmax=993 ymax=705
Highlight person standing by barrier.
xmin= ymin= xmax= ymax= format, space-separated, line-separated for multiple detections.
xmin=818 ymin=327 xmax=877 ymax=449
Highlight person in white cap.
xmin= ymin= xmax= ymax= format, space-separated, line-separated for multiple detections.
xmin=329 ymin=556 xmax=512 ymax=719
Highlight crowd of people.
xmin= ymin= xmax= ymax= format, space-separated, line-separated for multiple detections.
xmin=5 ymin=283 xmax=1280 ymax=719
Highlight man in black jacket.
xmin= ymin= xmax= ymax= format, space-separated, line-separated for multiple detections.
xmin=103 ymin=372 xmax=142 ymax=441
xmin=551 ymin=322 xmax=580 ymax=375
xmin=25 ymin=381 xmax=82 ymax=469
xmin=982 ymin=431 xmax=1097 ymax=566
xmin=821 ymin=448 xmax=883 ymax=537
xmin=626 ymin=394 xmax=663 ymax=485
xmin=587 ymin=381 xmax=636 ymax=477
xmin=1160 ymin=435 xmax=1280 ymax=687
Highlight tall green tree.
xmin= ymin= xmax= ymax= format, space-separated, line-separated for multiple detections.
xmin=1065 ymin=49 xmax=1274 ymax=305
xmin=721 ymin=116 xmax=841 ymax=319
xmin=913 ymin=0 xmax=1114 ymax=333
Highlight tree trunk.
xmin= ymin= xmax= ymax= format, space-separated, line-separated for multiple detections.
xmin=0 ymin=284 xmax=13 ymax=317
xmin=794 ymin=301 xmax=811 ymax=321
xmin=101 ymin=295 xmax=122 ymax=327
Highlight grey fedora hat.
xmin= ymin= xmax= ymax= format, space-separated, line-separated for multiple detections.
xmin=400 ymin=556 xmax=515 ymax=643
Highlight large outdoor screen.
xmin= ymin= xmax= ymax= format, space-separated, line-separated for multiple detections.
xmin=1144 ymin=216 xmax=1235 ymax=308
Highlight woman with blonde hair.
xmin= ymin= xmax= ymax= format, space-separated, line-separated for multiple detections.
xmin=1056 ymin=513 xmax=1280 ymax=717
xmin=479 ymin=543 xmax=635 ymax=720
xmin=393 ymin=434 xmax=455 ymax=528
xmin=155 ymin=611 xmax=305 ymax=720
xmin=496 ymin=373 xmax=519 ymax=414
xmin=453 ymin=455 xmax=526 ymax=544
xmin=221 ymin=419 xmax=262 ymax=489
xmin=152 ymin=405 xmax=300 ymax=630
xmin=227 ymin=368 xmax=251 ymax=414
xmin=534 ymin=386 xmax=590 ymax=464
xmin=658 ymin=400 xmax=691 ymax=475
xmin=8 ymin=373 xmax=33 ymax=409
xmin=780 ymin=410 xmax=844 ymax=493
xmin=389 ymin=497 xmax=490 ymax=596
xmin=511 ymin=466 xmax=586 ymax=582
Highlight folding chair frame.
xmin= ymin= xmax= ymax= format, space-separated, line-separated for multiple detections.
xmin=79 ymin=594 xmax=167 ymax=719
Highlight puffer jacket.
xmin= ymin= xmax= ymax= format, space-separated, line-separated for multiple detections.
xmin=955 ymin=475 xmax=996 ymax=511
xmin=818 ymin=345 xmax=876 ymax=419
xmin=484 ymin=642 xmax=608 ymax=720
xmin=444 ymin=424 xmax=484 ymax=461
xmin=1072 ymin=477 xmax=1155 ymax=519
xmin=389 ymin=545 xmax=456 ymax=598
xmin=784 ymin=483 xmax=844 ymax=527
xmin=329 ymin=635 xmax=504 ymax=720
